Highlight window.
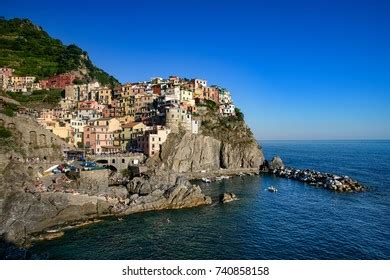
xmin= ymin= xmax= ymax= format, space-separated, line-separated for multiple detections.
xmin=122 ymin=159 xmax=125 ymax=163
xmin=112 ymin=159 xmax=115 ymax=164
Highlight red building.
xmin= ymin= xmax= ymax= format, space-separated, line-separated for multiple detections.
xmin=203 ymin=86 xmax=220 ymax=104
xmin=40 ymin=79 xmax=49 ymax=89
xmin=46 ymin=73 xmax=75 ymax=89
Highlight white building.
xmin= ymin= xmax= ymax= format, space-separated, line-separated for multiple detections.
xmin=220 ymin=104 xmax=236 ymax=116
xmin=218 ymin=88 xmax=232 ymax=104
xmin=78 ymin=108 xmax=101 ymax=121
xmin=70 ymin=118 xmax=87 ymax=146
xmin=193 ymin=79 xmax=207 ymax=88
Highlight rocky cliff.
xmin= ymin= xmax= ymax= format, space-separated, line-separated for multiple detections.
xmin=151 ymin=110 xmax=264 ymax=173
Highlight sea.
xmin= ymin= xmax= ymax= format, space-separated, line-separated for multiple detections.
xmin=30 ymin=140 xmax=390 ymax=259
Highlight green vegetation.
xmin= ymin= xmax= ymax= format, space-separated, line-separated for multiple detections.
xmin=0 ymin=102 xmax=18 ymax=117
xmin=0 ymin=125 xmax=12 ymax=138
xmin=0 ymin=18 xmax=119 ymax=86
xmin=200 ymin=106 xmax=253 ymax=142
xmin=197 ymin=99 xmax=217 ymax=111
xmin=6 ymin=89 xmax=63 ymax=108
xmin=234 ymin=107 xmax=244 ymax=121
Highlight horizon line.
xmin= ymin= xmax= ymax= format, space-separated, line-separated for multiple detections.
xmin=257 ymin=139 xmax=390 ymax=141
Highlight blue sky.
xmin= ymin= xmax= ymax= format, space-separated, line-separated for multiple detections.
xmin=3 ymin=0 xmax=390 ymax=140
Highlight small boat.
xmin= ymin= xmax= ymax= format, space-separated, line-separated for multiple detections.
xmin=46 ymin=229 xmax=60 ymax=233
xmin=268 ymin=186 xmax=278 ymax=192
xmin=202 ymin=177 xmax=211 ymax=183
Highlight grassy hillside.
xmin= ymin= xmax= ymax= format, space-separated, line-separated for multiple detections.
xmin=0 ymin=18 xmax=119 ymax=86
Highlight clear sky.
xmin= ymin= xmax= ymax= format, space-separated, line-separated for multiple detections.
xmin=3 ymin=0 xmax=390 ymax=140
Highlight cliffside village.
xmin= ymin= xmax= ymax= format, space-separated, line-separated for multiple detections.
xmin=0 ymin=67 xmax=236 ymax=157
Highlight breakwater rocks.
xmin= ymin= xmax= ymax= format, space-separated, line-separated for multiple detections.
xmin=261 ymin=156 xmax=366 ymax=193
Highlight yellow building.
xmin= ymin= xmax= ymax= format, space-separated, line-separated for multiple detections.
xmin=117 ymin=115 xmax=135 ymax=125
xmin=121 ymin=122 xmax=147 ymax=151
xmin=97 ymin=86 xmax=112 ymax=105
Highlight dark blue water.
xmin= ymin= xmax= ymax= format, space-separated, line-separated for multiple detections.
xmin=30 ymin=140 xmax=390 ymax=259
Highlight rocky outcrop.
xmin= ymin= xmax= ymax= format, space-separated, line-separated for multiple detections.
xmin=0 ymin=189 xmax=117 ymax=246
xmin=219 ymin=192 xmax=238 ymax=203
xmin=156 ymin=133 xmax=221 ymax=173
xmin=125 ymin=175 xmax=212 ymax=214
xmin=0 ymin=161 xmax=211 ymax=246
xmin=221 ymin=141 xmax=263 ymax=169
xmin=153 ymin=132 xmax=264 ymax=173
xmin=270 ymin=156 xmax=285 ymax=170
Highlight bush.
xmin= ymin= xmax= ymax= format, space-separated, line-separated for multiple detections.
xmin=234 ymin=107 xmax=244 ymax=121
xmin=6 ymin=89 xmax=62 ymax=107
xmin=2 ymin=106 xmax=15 ymax=117
xmin=0 ymin=126 xmax=12 ymax=138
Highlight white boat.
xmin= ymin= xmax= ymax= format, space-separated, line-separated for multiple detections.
xmin=268 ymin=186 xmax=278 ymax=192
xmin=202 ymin=178 xmax=211 ymax=183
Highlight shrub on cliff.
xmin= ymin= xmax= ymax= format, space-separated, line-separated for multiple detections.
xmin=1 ymin=104 xmax=17 ymax=117
xmin=0 ymin=126 xmax=12 ymax=138
xmin=234 ymin=107 xmax=244 ymax=121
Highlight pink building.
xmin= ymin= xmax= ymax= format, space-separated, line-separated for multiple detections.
xmin=0 ymin=68 xmax=14 ymax=77
xmin=136 ymin=126 xmax=171 ymax=157
xmin=83 ymin=118 xmax=121 ymax=154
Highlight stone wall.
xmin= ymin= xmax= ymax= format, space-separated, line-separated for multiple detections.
xmin=91 ymin=153 xmax=145 ymax=171
xmin=0 ymin=113 xmax=71 ymax=160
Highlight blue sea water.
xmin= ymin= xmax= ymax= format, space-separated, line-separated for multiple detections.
xmin=30 ymin=140 xmax=390 ymax=259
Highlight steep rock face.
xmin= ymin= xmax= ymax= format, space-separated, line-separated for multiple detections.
xmin=220 ymin=140 xmax=264 ymax=169
xmin=156 ymin=132 xmax=221 ymax=173
xmin=153 ymin=131 xmax=264 ymax=173
xmin=153 ymin=110 xmax=264 ymax=173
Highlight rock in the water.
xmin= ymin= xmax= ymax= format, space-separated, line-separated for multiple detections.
xmin=219 ymin=192 xmax=238 ymax=203
xmin=270 ymin=156 xmax=285 ymax=170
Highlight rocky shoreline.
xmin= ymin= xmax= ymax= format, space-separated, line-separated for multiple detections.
xmin=261 ymin=156 xmax=366 ymax=192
